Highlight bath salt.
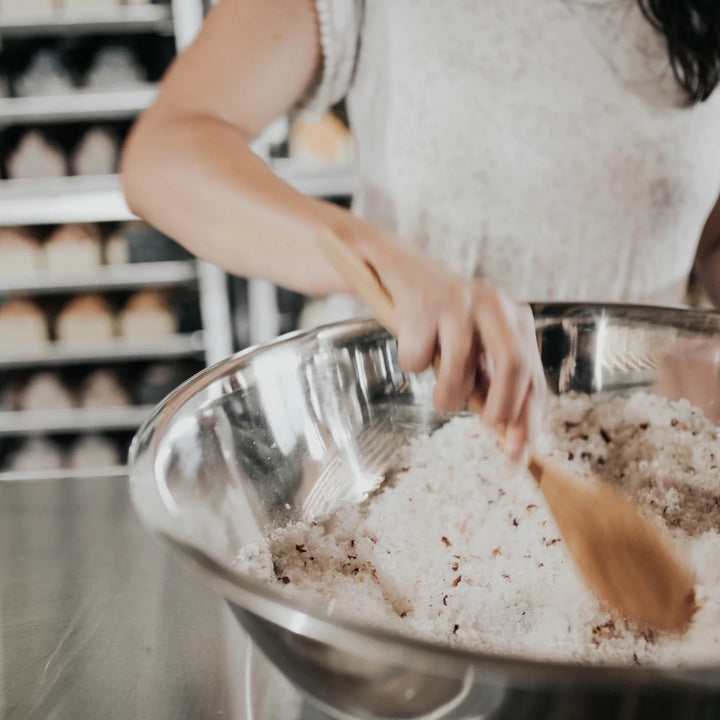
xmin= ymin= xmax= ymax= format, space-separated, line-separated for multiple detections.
xmin=236 ymin=392 xmax=720 ymax=666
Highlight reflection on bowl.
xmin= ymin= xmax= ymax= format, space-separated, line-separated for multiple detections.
xmin=130 ymin=303 xmax=720 ymax=720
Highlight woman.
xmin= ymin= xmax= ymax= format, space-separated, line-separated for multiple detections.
xmin=121 ymin=1 xmax=720 ymax=460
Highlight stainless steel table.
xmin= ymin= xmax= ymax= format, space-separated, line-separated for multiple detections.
xmin=8 ymin=476 xmax=717 ymax=720
xmin=0 ymin=475 xmax=327 ymax=720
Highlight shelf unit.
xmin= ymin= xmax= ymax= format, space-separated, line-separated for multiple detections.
xmin=0 ymin=3 xmax=221 ymax=479
xmin=0 ymin=333 xmax=204 ymax=369
xmin=0 ymin=0 xmax=357 ymax=478
xmin=0 ymin=405 xmax=154 ymax=435
xmin=0 ymin=465 xmax=127 ymax=483
xmin=0 ymin=6 xmax=174 ymax=37
xmin=0 ymin=175 xmax=133 ymax=225
xmin=0 ymin=260 xmax=197 ymax=295
xmin=0 ymin=166 xmax=356 ymax=226
xmin=0 ymin=86 xmax=158 ymax=125
xmin=271 ymin=158 xmax=356 ymax=198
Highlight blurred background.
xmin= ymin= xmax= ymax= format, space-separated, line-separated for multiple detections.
xmin=0 ymin=0 xmax=355 ymax=479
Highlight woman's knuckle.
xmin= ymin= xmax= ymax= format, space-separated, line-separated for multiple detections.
xmin=503 ymin=352 xmax=522 ymax=377
xmin=397 ymin=345 xmax=416 ymax=370
xmin=491 ymin=286 xmax=514 ymax=315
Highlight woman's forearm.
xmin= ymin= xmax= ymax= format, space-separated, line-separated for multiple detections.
xmin=121 ymin=108 xmax=377 ymax=296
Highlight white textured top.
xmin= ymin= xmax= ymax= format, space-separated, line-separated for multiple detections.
xmin=301 ymin=0 xmax=720 ymax=325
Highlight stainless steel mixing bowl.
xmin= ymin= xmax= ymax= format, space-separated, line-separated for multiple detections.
xmin=129 ymin=303 xmax=720 ymax=720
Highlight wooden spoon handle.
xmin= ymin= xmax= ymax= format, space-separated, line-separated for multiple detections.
xmin=317 ymin=228 xmax=399 ymax=335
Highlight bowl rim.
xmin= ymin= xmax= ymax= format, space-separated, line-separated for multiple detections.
xmin=130 ymin=302 xmax=720 ymax=690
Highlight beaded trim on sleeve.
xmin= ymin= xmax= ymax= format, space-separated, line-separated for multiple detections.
xmin=299 ymin=0 xmax=360 ymax=116
xmin=311 ymin=0 xmax=337 ymax=113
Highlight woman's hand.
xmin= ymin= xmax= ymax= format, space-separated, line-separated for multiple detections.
xmin=121 ymin=0 xmax=545 ymax=462
xmin=349 ymin=228 xmax=546 ymax=463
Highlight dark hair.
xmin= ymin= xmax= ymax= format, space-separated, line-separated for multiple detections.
xmin=638 ymin=0 xmax=720 ymax=103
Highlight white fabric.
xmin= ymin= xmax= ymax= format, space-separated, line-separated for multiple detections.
xmin=302 ymin=0 xmax=364 ymax=118
xmin=300 ymin=0 xmax=720 ymax=328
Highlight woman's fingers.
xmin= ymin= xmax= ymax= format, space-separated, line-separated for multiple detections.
xmin=512 ymin=302 xmax=546 ymax=429
xmin=374 ymin=244 xmax=545 ymax=457
xmin=505 ymin=371 xmax=543 ymax=464
xmin=473 ymin=291 xmax=529 ymax=425
xmin=396 ymin=312 xmax=437 ymax=375
xmin=471 ymin=291 xmax=544 ymax=456
xmin=434 ymin=311 xmax=477 ymax=412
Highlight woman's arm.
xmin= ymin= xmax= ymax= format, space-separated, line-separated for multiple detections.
xmin=122 ymin=0 xmax=355 ymax=294
xmin=695 ymin=193 xmax=720 ymax=307
xmin=121 ymin=0 xmax=545 ymax=457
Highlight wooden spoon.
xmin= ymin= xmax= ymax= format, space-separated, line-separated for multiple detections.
xmin=318 ymin=227 xmax=697 ymax=632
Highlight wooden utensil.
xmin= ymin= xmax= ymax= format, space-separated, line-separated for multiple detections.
xmin=318 ymin=227 xmax=697 ymax=632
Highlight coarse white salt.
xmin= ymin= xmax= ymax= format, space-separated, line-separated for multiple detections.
xmin=236 ymin=392 xmax=720 ymax=666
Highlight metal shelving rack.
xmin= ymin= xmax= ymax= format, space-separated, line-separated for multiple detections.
xmin=0 ymin=2 xmax=223 ymax=478
xmin=0 ymin=161 xmax=357 ymax=349
xmin=0 ymin=6 xmax=174 ymax=37
xmin=0 ymin=167 xmax=356 ymax=225
xmin=0 ymin=175 xmax=134 ymax=225
xmin=0 ymin=86 xmax=158 ymax=125
xmin=271 ymin=158 xmax=356 ymax=199
xmin=0 ymin=333 xmax=204 ymax=368
xmin=0 ymin=3 xmax=234 ymax=365
xmin=0 ymin=405 xmax=157 ymax=435
xmin=0 ymin=0 xmax=357 ymax=477
xmin=0 ymin=260 xmax=197 ymax=295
